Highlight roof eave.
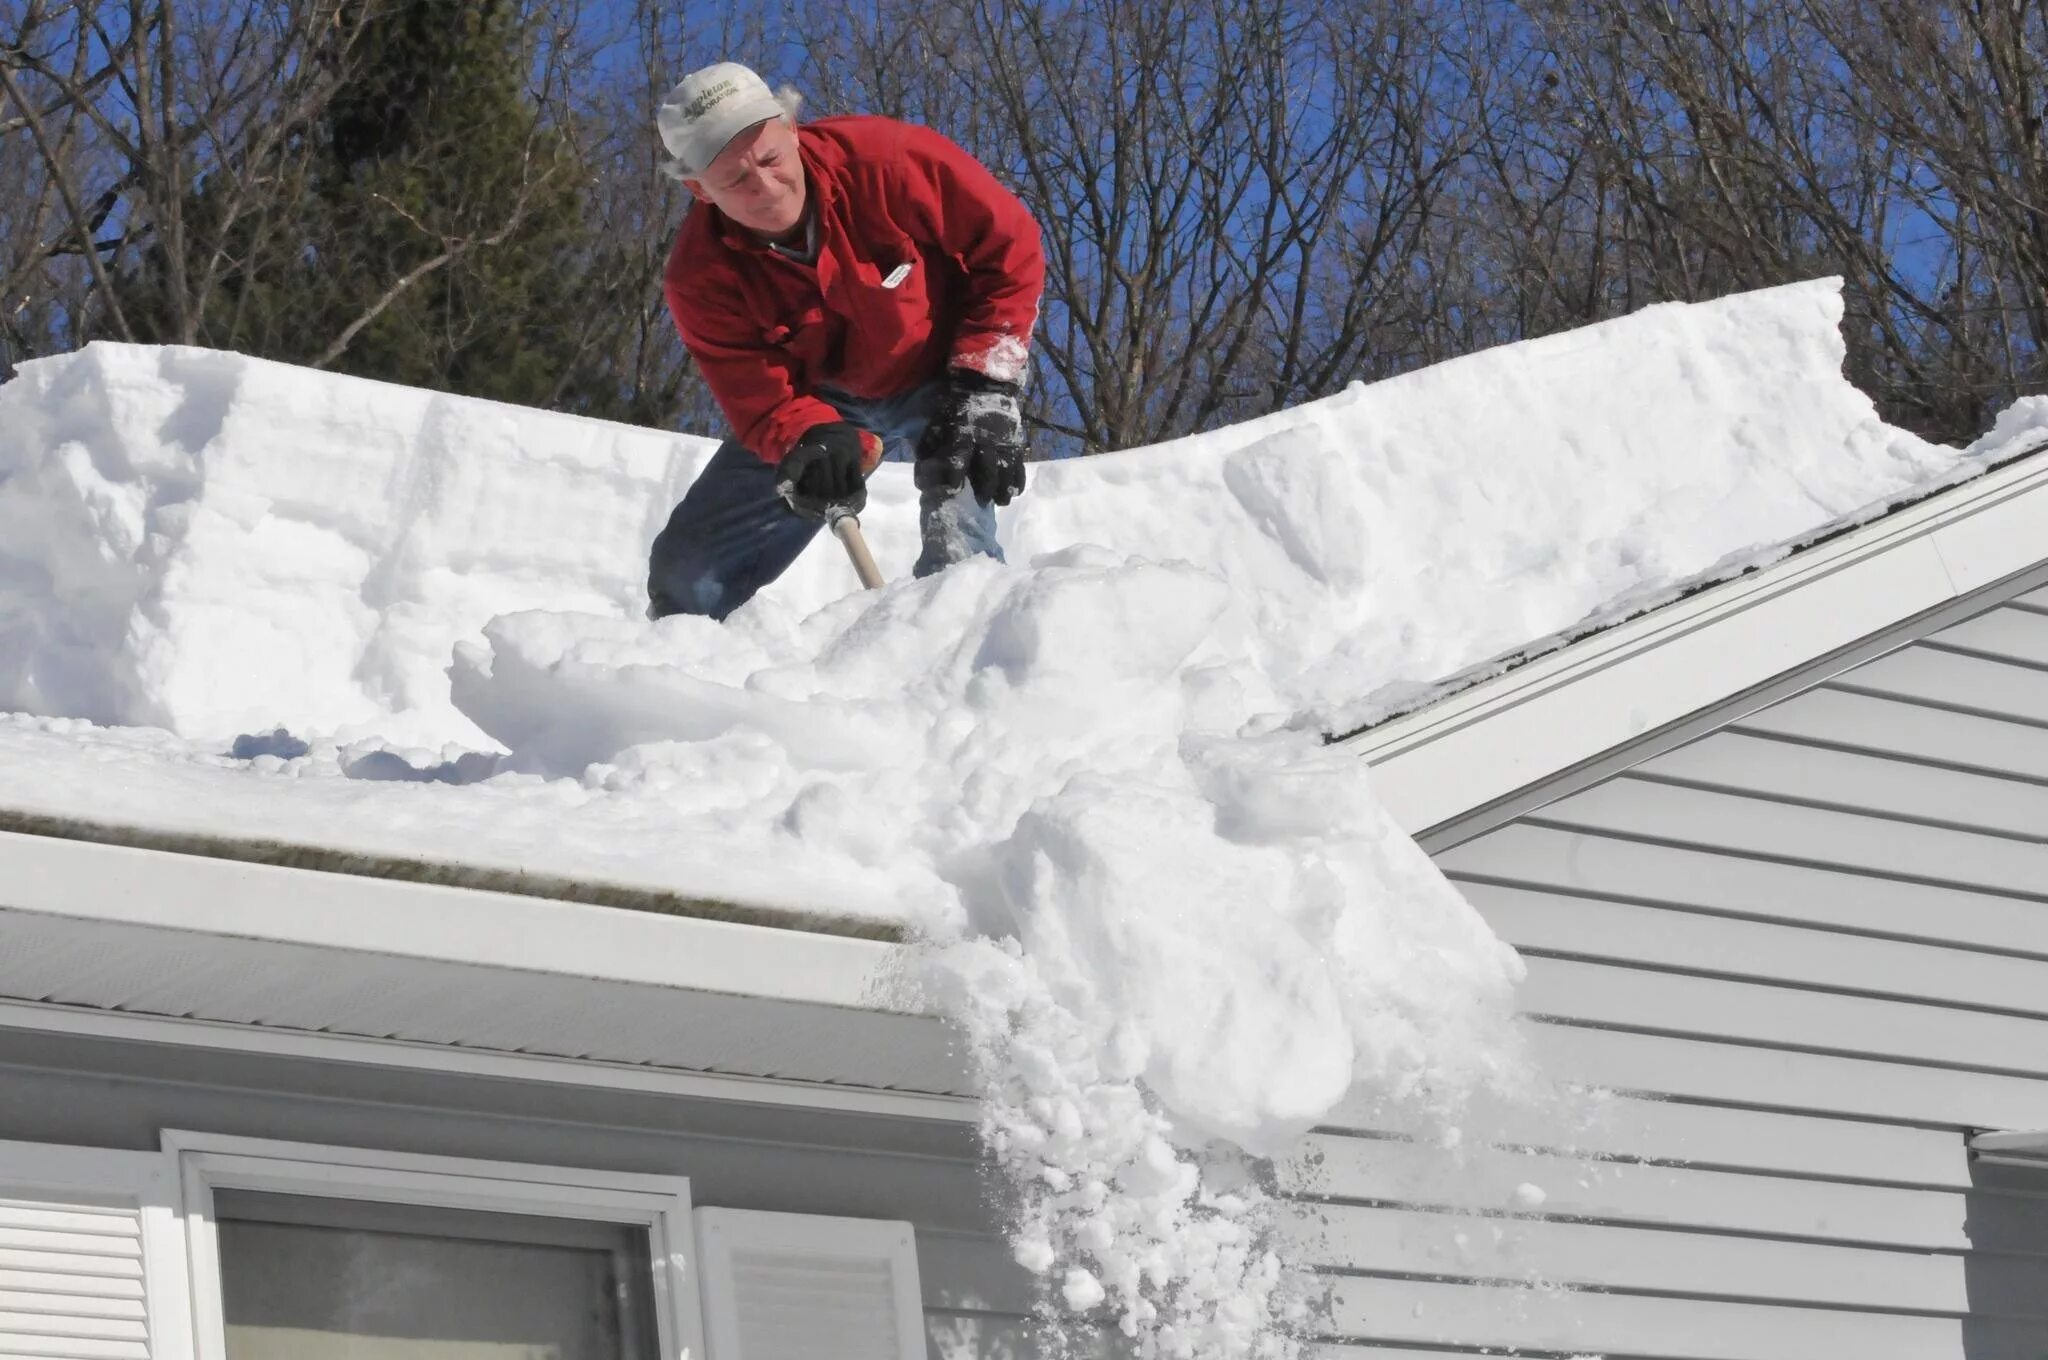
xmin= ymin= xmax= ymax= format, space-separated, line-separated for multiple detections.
xmin=0 ymin=826 xmax=900 ymax=1010
xmin=0 ymin=827 xmax=969 ymax=1107
xmin=1342 ymin=444 xmax=2048 ymax=841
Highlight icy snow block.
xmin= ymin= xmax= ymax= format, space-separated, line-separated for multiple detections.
xmin=0 ymin=343 xmax=716 ymax=740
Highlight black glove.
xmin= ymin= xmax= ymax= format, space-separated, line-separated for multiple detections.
xmin=777 ymin=422 xmax=870 ymax=520
xmin=915 ymin=371 xmax=1027 ymax=507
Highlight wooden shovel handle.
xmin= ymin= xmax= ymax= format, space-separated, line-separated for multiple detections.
xmin=828 ymin=511 xmax=886 ymax=590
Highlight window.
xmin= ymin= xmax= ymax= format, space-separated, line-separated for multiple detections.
xmin=165 ymin=1131 xmax=932 ymax=1360
xmin=168 ymin=1132 xmax=705 ymax=1360
xmin=213 ymin=1191 xmax=661 ymax=1360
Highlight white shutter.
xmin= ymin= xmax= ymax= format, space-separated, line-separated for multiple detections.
xmin=0 ymin=1141 xmax=185 ymax=1360
xmin=694 ymin=1209 xmax=924 ymax=1360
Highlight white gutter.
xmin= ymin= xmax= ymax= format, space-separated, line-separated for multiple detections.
xmin=0 ymin=828 xmax=901 ymax=1013
xmin=1344 ymin=445 xmax=2048 ymax=836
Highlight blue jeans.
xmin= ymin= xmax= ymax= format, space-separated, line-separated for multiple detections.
xmin=647 ymin=383 xmax=1003 ymax=620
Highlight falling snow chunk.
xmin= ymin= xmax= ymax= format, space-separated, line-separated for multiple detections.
xmin=1062 ymin=1267 xmax=1108 ymax=1311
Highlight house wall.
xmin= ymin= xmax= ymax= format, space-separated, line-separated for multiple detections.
xmin=1298 ymin=583 xmax=2048 ymax=1357
xmin=0 ymin=1026 xmax=1036 ymax=1359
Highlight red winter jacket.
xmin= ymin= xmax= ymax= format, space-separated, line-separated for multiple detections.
xmin=663 ymin=116 xmax=1045 ymax=464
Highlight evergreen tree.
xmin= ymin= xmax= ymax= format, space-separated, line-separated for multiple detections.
xmin=118 ymin=0 xmax=594 ymax=408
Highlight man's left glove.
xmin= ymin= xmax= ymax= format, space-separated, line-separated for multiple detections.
xmin=777 ymin=422 xmax=881 ymax=521
xmin=915 ymin=371 xmax=1028 ymax=507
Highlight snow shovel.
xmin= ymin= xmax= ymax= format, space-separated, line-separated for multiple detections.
xmin=826 ymin=506 xmax=886 ymax=590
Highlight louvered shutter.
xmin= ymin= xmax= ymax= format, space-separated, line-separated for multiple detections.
xmin=694 ymin=1209 xmax=925 ymax=1360
xmin=0 ymin=1141 xmax=182 ymax=1360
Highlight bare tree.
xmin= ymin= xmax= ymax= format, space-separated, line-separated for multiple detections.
xmin=1801 ymin=0 xmax=2048 ymax=439
xmin=1 ymin=0 xmax=143 ymax=367
xmin=1475 ymin=0 xmax=2042 ymax=441
xmin=0 ymin=0 xmax=386 ymax=358
xmin=522 ymin=0 xmax=739 ymax=429
xmin=8 ymin=0 xmax=2042 ymax=448
xmin=0 ymin=0 xmax=620 ymax=395
xmin=795 ymin=0 xmax=1479 ymax=455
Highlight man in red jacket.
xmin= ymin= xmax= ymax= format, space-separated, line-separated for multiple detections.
xmin=647 ymin=62 xmax=1046 ymax=621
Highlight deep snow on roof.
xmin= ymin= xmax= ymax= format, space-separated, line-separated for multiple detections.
xmin=0 ymin=278 xmax=2037 ymax=918
xmin=1330 ymin=417 xmax=2048 ymax=743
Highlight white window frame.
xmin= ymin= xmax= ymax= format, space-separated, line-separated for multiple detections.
xmin=163 ymin=1129 xmax=708 ymax=1360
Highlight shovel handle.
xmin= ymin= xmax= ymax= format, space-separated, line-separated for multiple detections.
xmin=828 ymin=511 xmax=886 ymax=590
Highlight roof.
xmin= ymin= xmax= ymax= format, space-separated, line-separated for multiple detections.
xmin=2 ymin=286 xmax=2004 ymax=941
xmin=6 ymin=294 xmax=2044 ymax=1081
xmin=8 ymin=431 xmax=2045 ymax=1085
xmin=1343 ymin=435 xmax=2048 ymax=844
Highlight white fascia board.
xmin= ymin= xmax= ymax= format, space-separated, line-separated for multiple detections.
xmin=1971 ymin=1129 xmax=2048 ymax=1170
xmin=1348 ymin=449 xmax=2048 ymax=835
xmin=0 ymin=827 xmax=897 ymax=1012
xmin=1971 ymin=1130 xmax=2048 ymax=1155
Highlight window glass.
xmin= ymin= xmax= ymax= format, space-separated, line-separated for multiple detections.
xmin=214 ymin=1190 xmax=660 ymax=1360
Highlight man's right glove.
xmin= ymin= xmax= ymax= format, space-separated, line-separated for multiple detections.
xmin=777 ymin=422 xmax=879 ymax=520
xmin=915 ymin=371 xmax=1027 ymax=506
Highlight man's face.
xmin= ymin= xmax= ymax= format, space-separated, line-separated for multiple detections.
xmin=685 ymin=117 xmax=806 ymax=239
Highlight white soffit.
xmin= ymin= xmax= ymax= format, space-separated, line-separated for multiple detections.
xmin=0 ymin=998 xmax=974 ymax=1122
xmin=1346 ymin=446 xmax=2048 ymax=836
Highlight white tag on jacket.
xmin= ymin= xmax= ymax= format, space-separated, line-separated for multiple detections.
xmin=881 ymin=262 xmax=913 ymax=289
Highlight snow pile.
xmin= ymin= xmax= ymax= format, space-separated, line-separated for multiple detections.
xmin=0 ymin=281 xmax=1985 ymax=751
xmin=944 ymin=939 xmax=1299 ymax=1350
xmin=1972 ymin=392 xmax=2048 ymax=464
xmin=455 ymin=548 xmax=1526 ymax=1353
xmin=2 ymin=278 xmax=2036 ymax=1356
xmin=929 ymin=738 xmax=1515 ymax=1355
xmin=2 ymin=345 xmax=709 ymax=744
xmin=1013 ymin=279 xmax=1978 ymax=737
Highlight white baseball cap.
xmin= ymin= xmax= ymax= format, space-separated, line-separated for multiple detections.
xmin=656 ymin=62 xmax=790 ymax=178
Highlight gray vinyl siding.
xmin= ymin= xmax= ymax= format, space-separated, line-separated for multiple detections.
xmin=1305 ymin=582 xmax=2048 ymax=1357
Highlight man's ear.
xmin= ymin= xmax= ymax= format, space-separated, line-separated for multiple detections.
xmin=679 ymin=177 xmax=705 ymax=198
